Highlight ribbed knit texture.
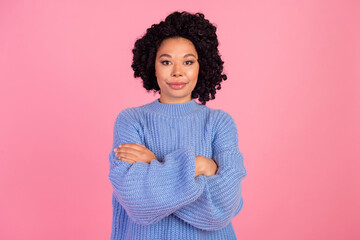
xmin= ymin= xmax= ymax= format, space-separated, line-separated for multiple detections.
xmin=108 ymin=98 xmax=247 ymax=240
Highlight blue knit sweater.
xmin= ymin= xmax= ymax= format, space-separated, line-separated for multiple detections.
xmin=108 ymin=98 xmax=247 ymax=240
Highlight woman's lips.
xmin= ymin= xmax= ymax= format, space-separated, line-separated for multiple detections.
xmin=168 ymin=82 xmax=187 ymax=90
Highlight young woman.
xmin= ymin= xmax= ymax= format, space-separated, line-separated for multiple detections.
xmin=109 ymin=11 xmax=247 ymax=240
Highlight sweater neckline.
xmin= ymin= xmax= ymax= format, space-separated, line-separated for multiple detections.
xmin=145 ymin=98 xmax=200 ymax=117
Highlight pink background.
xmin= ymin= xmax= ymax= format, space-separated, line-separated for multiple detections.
xmin=1 ymin=0 xmax=359 ymax=239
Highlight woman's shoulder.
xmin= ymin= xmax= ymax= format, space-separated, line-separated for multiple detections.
xmin=206 ymin=106 xmax=234 ymax=121
xmin=115 ymin=107 xmax=144 ymax=125
xmin=204 ymin=107 xmax=237 ymax=135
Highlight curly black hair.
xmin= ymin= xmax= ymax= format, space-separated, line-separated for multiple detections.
xmin=131 ymin=11 xmax=227 ymax=105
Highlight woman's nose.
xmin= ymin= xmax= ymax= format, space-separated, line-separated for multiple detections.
xmin=172 ymin=62 xmax=183 ymax=77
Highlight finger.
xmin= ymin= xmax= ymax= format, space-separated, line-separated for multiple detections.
xmin=118 ymin=152 xmax=138 ymax=162
xmin=119 ymin=145 xmax=143 ymax=156
xmin=118 ymin=157 xmax=136 ymax=163
xmin=135 ymin=143 xmax=145 ymax=148
xmin=121 ymin=143 xmax=145 ymax=150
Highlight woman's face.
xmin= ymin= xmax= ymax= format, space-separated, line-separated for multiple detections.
xmin=155 ymin=37 xmax=199 ymax=104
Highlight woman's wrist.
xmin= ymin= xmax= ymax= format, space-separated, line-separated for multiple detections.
xmin=195 ymin=156 xmax=218 ymax=177
xmin=195 ymin=156 xmax=204 ymax=177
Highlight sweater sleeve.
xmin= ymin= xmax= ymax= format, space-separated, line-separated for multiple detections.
xmin=108 ymin=109 xmax=206 ymax=226
xmin=173 ymin=110 xmax=247 ymax=231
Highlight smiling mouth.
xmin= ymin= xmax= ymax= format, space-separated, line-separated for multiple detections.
xmin=168 ymin=82 xmax=187 ymax=89
xmin=168 ymin=82 xmax=187 ymax=84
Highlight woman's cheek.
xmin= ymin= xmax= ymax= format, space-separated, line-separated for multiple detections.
xmin=191 ymin=68 xmax=199 ymax=82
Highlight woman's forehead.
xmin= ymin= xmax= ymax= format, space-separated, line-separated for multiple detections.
xmin=157 ymin=37 xmax=198 ymax=57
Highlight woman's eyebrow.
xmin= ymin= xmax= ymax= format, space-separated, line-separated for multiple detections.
xmin=159 ymin=54 xmax=172 ymax=58
xmin=158 ymin=53 xmax=197 ymax=58
xmin=184 ymin=54 xmax=197 ymax=58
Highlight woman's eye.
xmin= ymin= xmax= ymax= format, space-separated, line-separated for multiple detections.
xmin=184 ymin=61 xmax=193 ymax=65
xmin=161 ymin=60 xmax=171 ymax=65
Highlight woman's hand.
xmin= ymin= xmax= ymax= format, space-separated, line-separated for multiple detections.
xmin=114 ymin=143 xmax=157 ymax=164
xmin=195 ymin=156 xmax=218 ymax=177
